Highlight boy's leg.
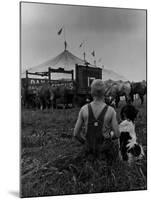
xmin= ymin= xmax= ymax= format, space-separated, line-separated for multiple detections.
xmin=101 ymin=139 xmax=120 ymax=165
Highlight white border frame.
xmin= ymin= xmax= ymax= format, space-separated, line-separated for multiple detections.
xmin=0 ymin=0 xmax=150 ymax=200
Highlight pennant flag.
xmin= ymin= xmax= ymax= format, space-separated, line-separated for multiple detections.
xmin=91 ymin=50 xmax=95 ymax=57
xmin=57 ymin=27 xmax=63 ymax=35
xmin=79 ymin=41 xmax=84 ymax=48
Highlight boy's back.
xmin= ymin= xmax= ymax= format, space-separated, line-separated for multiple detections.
xmin=80 ymin=102 xmax=116 ymax=135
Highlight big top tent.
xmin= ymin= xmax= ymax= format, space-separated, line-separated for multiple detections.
xmin=21 ymin=45 xmax=127 ymax=81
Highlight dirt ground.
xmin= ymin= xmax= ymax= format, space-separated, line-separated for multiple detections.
xmin=20 ymin=97 xmax=147 ymax=197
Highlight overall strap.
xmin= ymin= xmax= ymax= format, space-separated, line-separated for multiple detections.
xmin=88 ymin=103 xmax=96 ymax=122
xmin=88 ymin=104 xmax=108 ymax=122
xmin=86 ymin=104 xmax=108 ymax=156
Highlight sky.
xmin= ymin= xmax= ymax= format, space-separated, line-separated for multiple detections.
xmin=21 ymin=2 xmax=146 ymax=81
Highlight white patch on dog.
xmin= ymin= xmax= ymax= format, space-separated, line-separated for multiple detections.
xmin=119 ymin=120 xmax=136 ymax=141
xmin=119 ymin=120 xmax=144 ymax=164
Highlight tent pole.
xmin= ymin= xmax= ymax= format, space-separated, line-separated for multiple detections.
xmin=25 ymin=70 xmax=28 ymax=89
xmin=48 ymin=67 xmax=51 ymax=84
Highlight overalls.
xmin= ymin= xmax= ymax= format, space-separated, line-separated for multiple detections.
xmin=85 ymin=104 xmax=117 ymax=163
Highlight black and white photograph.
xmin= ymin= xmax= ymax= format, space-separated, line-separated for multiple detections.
xmin=20 ymin=2 xmax=147 ymax=198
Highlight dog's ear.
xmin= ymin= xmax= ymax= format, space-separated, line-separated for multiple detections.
xmin=120 ymin=132 xmax=131 ymax=144
xmin=120 ymin=106 xmax=127 ymax=120
xmin=129 ymin=105 xmax=139 ymax=122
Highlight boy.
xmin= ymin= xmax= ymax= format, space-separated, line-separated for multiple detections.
xmin=73 ymin=79 xmax=120 ymax=163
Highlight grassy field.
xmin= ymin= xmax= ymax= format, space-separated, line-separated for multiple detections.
xmin=20 ymin=97 xmax=147 ymax=198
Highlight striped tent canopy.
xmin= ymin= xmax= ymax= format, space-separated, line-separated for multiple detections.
xmin=21 ymin=49 xmax=127 ymax=81
xmin=21 ymin=49 xmax=87 ymax=79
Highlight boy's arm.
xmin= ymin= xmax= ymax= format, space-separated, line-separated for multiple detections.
xmin=73 ymin=108 xmax=85 ymax=144
xmin=111 ymin=110 xmax=120 ymax=139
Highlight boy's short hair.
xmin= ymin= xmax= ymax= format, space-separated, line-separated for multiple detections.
xmin=91 ymin=79 xmax=105 ymax=98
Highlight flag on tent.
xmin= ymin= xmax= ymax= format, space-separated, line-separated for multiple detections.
xmin=79 ymin=41 xmax=84 ymax=48
xmin=91 ymin=50 xmax=95 ymax=57
xmin=57 ymin=27 xmax=63 ymax=35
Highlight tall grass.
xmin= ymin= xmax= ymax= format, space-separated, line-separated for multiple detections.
xmin=21 ymin=98 xmax=147 ymax=197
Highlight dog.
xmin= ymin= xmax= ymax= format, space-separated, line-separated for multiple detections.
xmin=118 ymin=104 xmax=144 ymax=164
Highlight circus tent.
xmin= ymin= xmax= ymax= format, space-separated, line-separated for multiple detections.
xmin=21 ymin=48 xmax=127 ymax=81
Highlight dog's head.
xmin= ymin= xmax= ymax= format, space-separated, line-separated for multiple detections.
xmin=120 ymin=104 xmax=139 ymax=122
